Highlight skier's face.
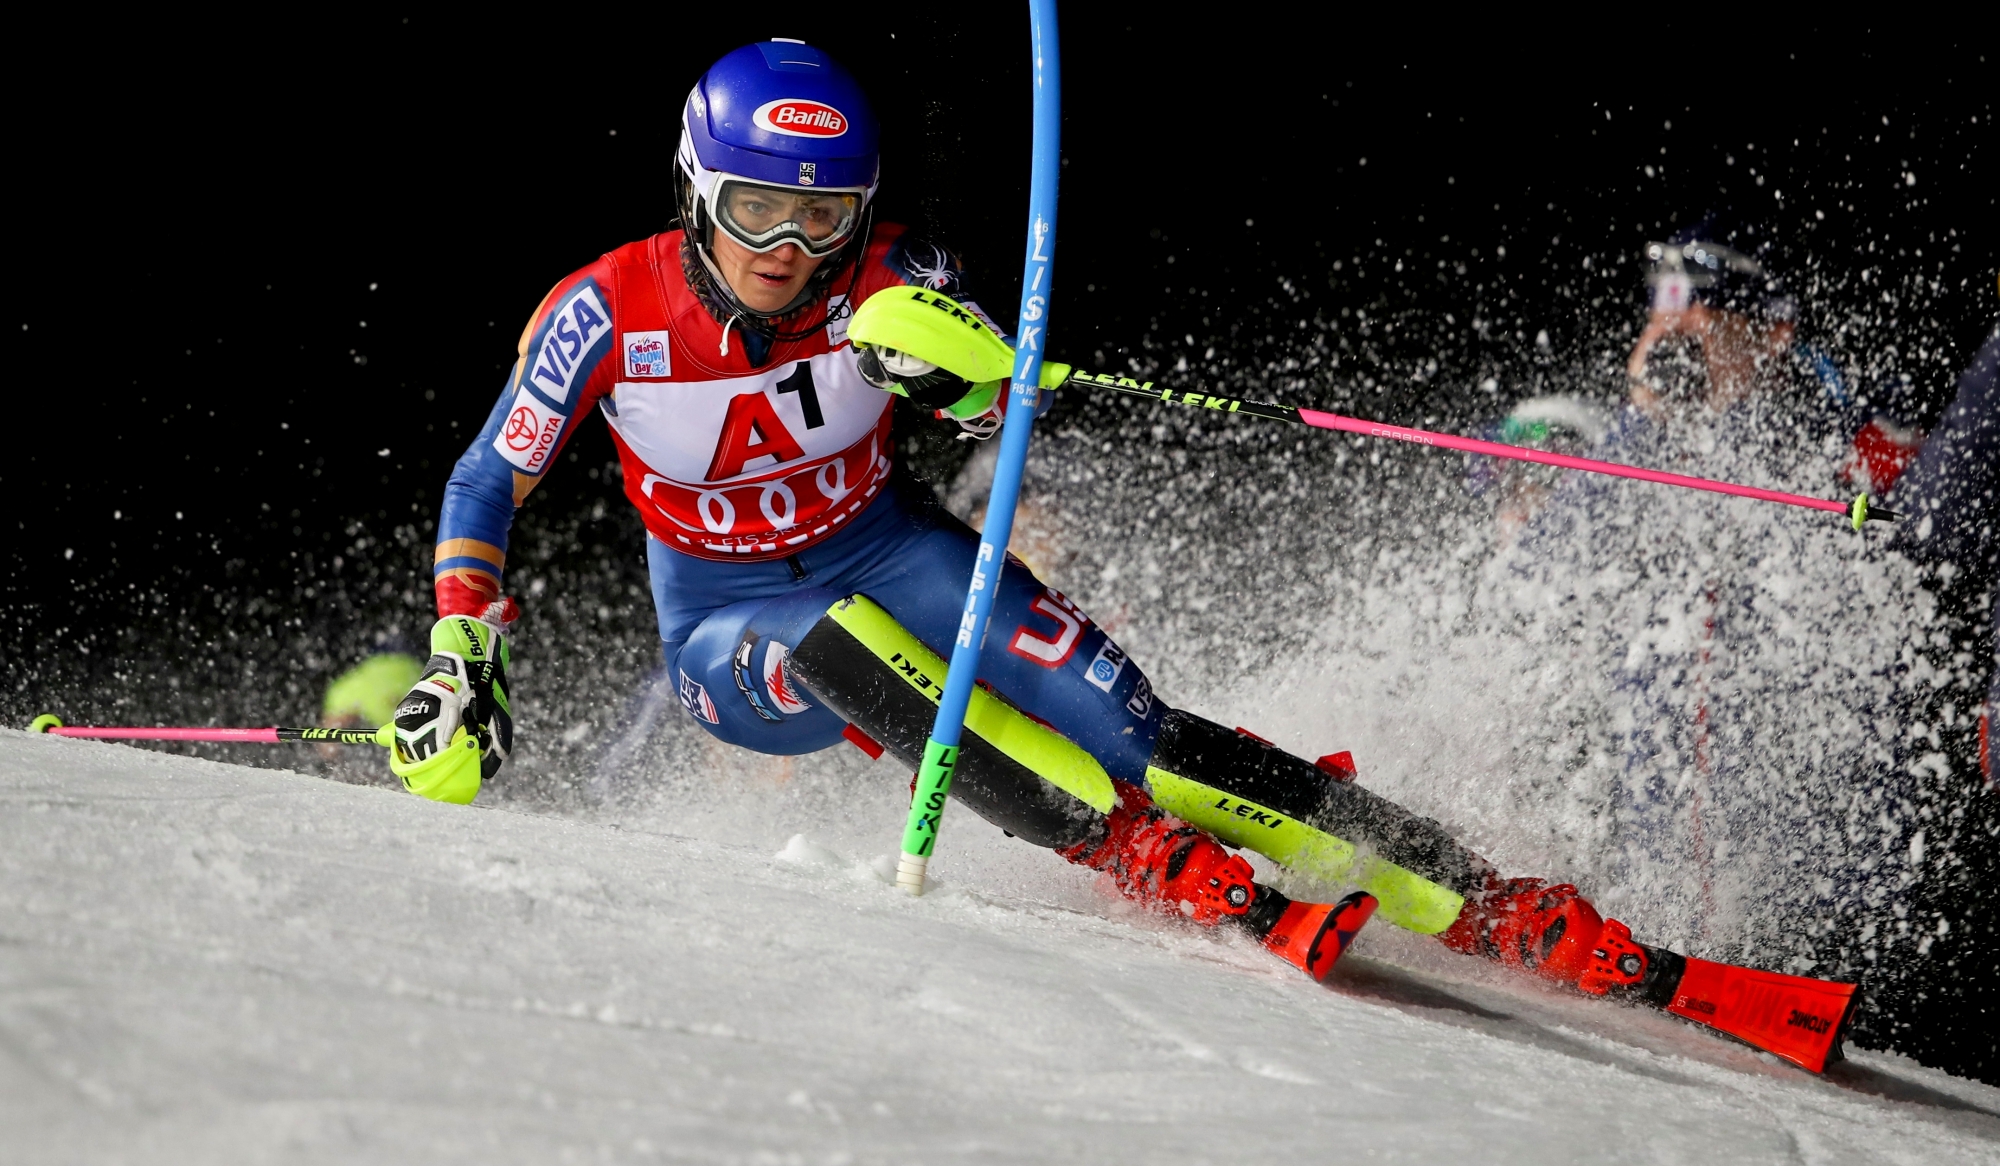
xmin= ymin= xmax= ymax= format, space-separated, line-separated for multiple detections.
xmin=711 ymin=231 xmax=827 ymax=315
xmin=1627 ymin=302 xmax=1795 ymax=420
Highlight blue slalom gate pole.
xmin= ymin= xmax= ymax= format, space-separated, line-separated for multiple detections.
xmin=896 ymin=0 xmax=1062 ymax=895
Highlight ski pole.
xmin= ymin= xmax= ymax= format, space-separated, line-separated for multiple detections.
xmin=897 ymin=0 xmax=1062 ymax=897
xmin=1059 ymin=370 xmax=1899 ymax=530
xmin=28 ymin=714 xmax=391 ymax=746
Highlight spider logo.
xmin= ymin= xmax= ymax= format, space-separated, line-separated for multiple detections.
xmin=902 ymin=243 xmax=958 ymax=291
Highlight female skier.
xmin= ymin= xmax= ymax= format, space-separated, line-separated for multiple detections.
xmin=388 ymin=39 xmax=1656 ymax=991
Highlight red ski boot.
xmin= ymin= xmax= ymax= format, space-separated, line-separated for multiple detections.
xmin=1060 ymin=782 xmax=1260 ymax=923
xmin=1435 ymin=875 xmax=1861 ymax=1070
xmin=1061 ymin=783 xmax=1377 ymax=981
xmin=1438 ymin=876 xmax=1618 ymax=989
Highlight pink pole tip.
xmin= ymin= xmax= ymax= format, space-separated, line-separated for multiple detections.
xmin=1295 ymin=409 xmax=1854 ymax=517
xmin=46 ymin=726 xmax=283 ymax=743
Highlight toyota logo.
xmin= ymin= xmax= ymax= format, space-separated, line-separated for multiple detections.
xmin=504 ymin=407 xmax=538 ymax=451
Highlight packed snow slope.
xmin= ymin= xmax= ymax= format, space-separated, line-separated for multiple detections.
xmin=6 ymin=732 xmax=2000 ymax=1165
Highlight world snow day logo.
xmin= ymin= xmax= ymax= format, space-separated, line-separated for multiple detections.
xmin=624 ymin=330 xmax=671 ymax=378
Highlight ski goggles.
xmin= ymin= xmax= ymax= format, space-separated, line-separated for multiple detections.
xmin=709 ymin=177 xmax=866 ymax=258
xmin=1643 ymin=240 xmax=1774 ymax=314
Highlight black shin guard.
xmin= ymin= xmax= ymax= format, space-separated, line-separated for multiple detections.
xmin=784 ymin=593 xmax=1480 ymax=935
xmin=1148 ymin=711 xmax=1491 ymax=895
xmin=786 ymin=595 xmax=1106 ymax=851
xmin=1141 ymin=711 xmax=1491 ymax=933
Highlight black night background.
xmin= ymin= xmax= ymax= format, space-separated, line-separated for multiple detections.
xmin=5 ymin=12 xmax=1996 ymax=1083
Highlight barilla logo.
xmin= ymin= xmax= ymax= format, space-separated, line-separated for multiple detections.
xmin=753 ymin=98 xmax=848 ymax=138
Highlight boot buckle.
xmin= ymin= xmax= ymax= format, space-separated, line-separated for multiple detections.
xmin=1578 ymin=918 xmax=1648 ymax=996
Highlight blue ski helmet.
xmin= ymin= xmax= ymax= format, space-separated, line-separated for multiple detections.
xmin=677 ymin=40 xmax=880 ymax=282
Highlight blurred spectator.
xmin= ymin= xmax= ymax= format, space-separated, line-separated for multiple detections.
xmin=1465 ymin=395 xmax=1614 ymax=538
xmin=1887 ymin=318 xmax=1998 ymax=786
xmin=318 ymin=651 xmax=422 ymax=765
xmin=321 ymin=652 xmax=423 ymax=729
xmin=1630 ymin=216 xmax=1925 ymax=490
xmin=1854 ymin=294 xmax=1999 ymax=1078
xmin=1628 ymin=228 xmax=1801 ymax=420
xmin=1494 ymin=214 xmax=1925 ymax=953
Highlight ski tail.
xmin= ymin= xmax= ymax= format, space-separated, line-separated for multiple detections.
xmin=1662 ymin=952 xmax=1856 ymax=1073
xmin=1582 ymin=919 xmax=1856 ymax=1072
xmin=1259 ymin=890 xmax=1378 ymax=981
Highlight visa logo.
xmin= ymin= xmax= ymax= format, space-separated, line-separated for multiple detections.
xmin=527 ymin=283 xmax=612 ymax=404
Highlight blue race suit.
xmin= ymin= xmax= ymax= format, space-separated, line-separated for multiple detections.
xmin=657 ymin=469 xmax=1163 ymax=784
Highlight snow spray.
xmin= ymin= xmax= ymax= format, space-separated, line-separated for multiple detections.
xmin=899 ymin=0 xmax=1063 ymax=896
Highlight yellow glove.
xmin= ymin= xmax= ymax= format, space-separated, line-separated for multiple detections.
xmin=388 ymin=613 xmax=512 ymax=804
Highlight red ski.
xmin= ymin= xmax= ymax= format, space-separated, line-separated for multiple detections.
xmin=1584 ymin=920 xmax=1857 ymax=1072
